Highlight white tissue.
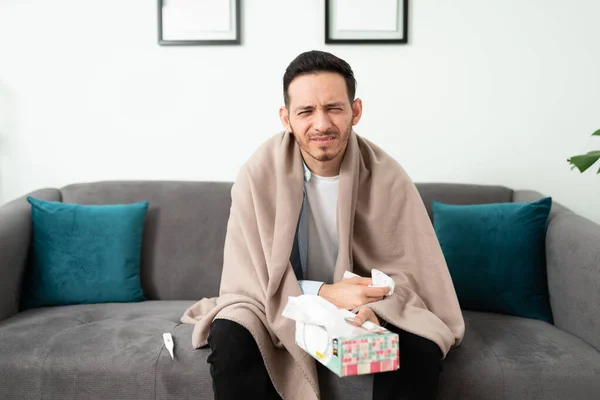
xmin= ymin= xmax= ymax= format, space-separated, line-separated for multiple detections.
xmin=343 ymin=269 xmax=395 ymax=296
xmin=281 ymin=295 xmax=367 ymax=338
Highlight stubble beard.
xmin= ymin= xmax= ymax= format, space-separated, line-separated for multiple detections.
xmin=290 ymin=124 xmax=351 ymax=163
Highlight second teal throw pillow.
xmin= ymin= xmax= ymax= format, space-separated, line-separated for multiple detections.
xmin=432 ymin=197 xmax=553 ymax=323
xmin=21 ymin=197 xmax=149 ymax=309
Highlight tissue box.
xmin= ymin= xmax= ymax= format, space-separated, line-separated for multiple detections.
xmin=294 ymin=320 xmax=400 ymax=377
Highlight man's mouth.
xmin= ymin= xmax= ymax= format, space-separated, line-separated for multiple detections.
xmin=311 ymin=135 xmax=336 ymax=142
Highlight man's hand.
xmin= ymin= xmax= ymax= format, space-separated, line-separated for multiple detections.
xmin=352 ymin=306 xmax=380 ymax=327
xmin=318 ymin=277 xmax=390 ymax=310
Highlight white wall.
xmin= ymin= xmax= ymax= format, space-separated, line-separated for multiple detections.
xmin=1 ymin=1 xmax=599 ymax=222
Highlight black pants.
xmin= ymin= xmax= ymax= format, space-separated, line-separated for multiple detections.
xmin=207 ymin=319 xmax=443 ymax=400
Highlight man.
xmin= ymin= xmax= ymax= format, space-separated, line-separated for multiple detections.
xmin=182 ymin=50 xmax=465 ymax=400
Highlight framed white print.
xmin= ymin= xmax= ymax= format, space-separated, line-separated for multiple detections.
xmin=325 ymin=0 xmax=408 ymax=44
xmin=158 ymin=0 xmax=241 ymax=45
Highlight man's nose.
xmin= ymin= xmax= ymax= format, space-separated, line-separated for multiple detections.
xmin=313 ymin=110 xmax=333 ymax=133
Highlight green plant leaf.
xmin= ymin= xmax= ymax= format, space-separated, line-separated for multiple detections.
xmin=592 ymin=129 xmax=600 ymax=136
xmin=568 ymin=152 xmax=600 ymax=173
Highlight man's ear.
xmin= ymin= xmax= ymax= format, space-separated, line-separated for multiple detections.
xmin=351 ymin=98 xmax=363 ymax=126
xmin=279 ymin=106 xmax=291 ymax=132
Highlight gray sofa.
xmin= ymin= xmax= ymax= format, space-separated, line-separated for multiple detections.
xmin=1 ymin=181 xmax=599 ymax=400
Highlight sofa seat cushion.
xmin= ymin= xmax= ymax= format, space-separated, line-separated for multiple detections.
xmin=316 ymin=310 xmax=600 ymax=400
xmin=2 ymin=304 xmax=600 ymax=400
xmin=439 ymin=310 xmax=600 ymax=399
xmin=0 ymin=301 xmax=213 ymax=400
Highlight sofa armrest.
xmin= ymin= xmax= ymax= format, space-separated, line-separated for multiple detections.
xmin=0 ymin=189 xmax=60 ymax=322
xmin=546 ymin=210 xmax=600 ymax=352
xmin=514 ymin=190 xmax=600 ymax=352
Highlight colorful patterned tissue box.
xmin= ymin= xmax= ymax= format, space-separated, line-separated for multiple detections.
xmin=295 ymin=320 xmax=400 ymax=377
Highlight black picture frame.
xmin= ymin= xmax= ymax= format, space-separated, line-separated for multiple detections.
xmin=325 ymin=0 xmax=408 ymax=44
xmin=157 ymin=0 xmax=241 ymax=46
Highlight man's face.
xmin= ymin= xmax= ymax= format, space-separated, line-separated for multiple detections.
xmin=280 ymin=72 xmax=362 ymax=164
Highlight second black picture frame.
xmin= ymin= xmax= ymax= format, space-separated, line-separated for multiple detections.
xmin=325 ymin=0 xmax=408 ymax=44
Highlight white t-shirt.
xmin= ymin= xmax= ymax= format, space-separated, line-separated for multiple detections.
xmin=305 ymin=173 xmax=339 ymax=284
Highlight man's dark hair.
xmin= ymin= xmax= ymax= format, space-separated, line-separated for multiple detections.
xmin=283 ymin=50 xmax=357 ymax=108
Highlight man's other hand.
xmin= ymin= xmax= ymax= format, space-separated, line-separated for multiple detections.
xmin=317 ymin=277 xmax=390 ymax=310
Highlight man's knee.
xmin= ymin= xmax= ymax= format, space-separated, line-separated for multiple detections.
xmin=410 ymin=334 xmax=442 ymax=358
xmin=386 ymin=324 xmax=442 ymax=363
xmin=207 ymin=319 xmax=279 ymax=398
xmin=208 ymin=319 xmax=261 ymax=364
xmin=401 ymin=331 xmax=444 ymax=374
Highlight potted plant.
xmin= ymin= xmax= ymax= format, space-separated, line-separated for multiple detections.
xmin=568 ymin=129 xmax=600 ymax=173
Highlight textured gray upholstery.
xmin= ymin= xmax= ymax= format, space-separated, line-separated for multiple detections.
xmin=1 ymin=304 xmax=599 ymax=400
xmin=0 ymin=180 xmax=598 ymax=399
xmin=438 ymin=311 xmax=600 ymax=399
xmin=545 ymin=211 xmax=600 ymax=354
xmin=0 ymin=301 xmax=213 ymax=400
xmin=0 ymin=188 xmax=61 ymax=323
xmin=60 ymin=180 xmax=233 ymax=301
xmin=513 ymin=190 xmax=600 ymax=353
xmin=415 ymin=183 xmax=513 ymax=221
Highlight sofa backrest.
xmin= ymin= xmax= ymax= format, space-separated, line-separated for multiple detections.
xmin=54 ymin=180 xmax=600 ymax=352
xmin=416 ymin=183 xmax=513 ymax=221
xmin=59 ymin=180 xmax=513 ymax=301
xmin=60 ymin=181 xmax=233 ymax=301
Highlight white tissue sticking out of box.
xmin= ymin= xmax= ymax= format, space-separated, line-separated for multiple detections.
xmin=343 ymin=268 xmax=395 ymax=296
xmin=281 ymin=295 xmax=365 ymax=339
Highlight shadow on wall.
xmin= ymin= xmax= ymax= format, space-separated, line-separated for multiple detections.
xmin=0 ymin=82 xmax=17 ymax=205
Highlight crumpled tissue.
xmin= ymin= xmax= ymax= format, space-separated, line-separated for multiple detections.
xmin=343 ymin=269 xmax=395 ymax=313
xmin=343 ymin=269 xmax=395 ymax=297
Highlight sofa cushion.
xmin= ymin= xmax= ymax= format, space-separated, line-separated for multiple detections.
xmin=0 ymin=300 xmax=370 ymax=400
xmin=439 ymin=311 xmax=600 ymax=399
xmin=0 ymin=301 xmax=214 ymax=400
xmin=432 ymin=197 xmax=554 ymax=323
xmin=20 ymin=197 xmax=148 ymax=309
xmin=319 ymin=310 xmax=600 ymax=400
xmin=2 ymin=303 xmax=599 ymax=400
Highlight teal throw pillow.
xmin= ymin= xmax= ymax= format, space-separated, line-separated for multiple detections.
xmin=21 ymin=197 xmax=149 ymax=309
xmin=432 ymin=197 xmax=553 ymax=323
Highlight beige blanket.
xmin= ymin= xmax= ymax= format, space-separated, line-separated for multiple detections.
xmin=181 ymin=130 xmax=465 ymax=400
